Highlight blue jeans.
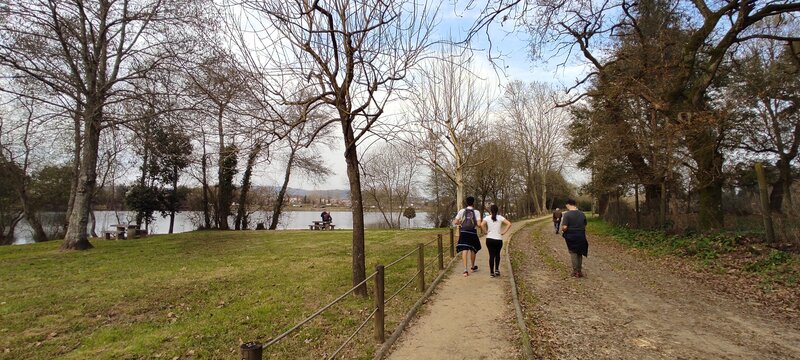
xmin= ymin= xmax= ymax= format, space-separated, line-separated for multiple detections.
xmin=554 ymin=220 xmax=561 ymax=233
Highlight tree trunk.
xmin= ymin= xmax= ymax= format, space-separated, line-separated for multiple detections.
xmin=216 ymin=109 xmax=230 ymax=230
xmin=659 ymin=182 xmax=667 ymax=229
xmin=0 ymin=212 xmax=24 ymax=246
xmin=635 ymin=184 xmax=641 ymax=228
xmin=771 ymin=157 xmax=794 ymax=214
xmin=643 ymin=183 xmax=661 ymax=214
xmin=598 ymin=193 xmax=610 ymax=217
xmin=201 ymin=153 xmax=211 ymax=230
xmin=269 ymin=152 xmax=295 ymax=230
xmin=687 ymin=127 xmax=724 ymax=229
xmin=527 ymin=176 xmax=540 ymax=216
xmin=236 ymin=144 xmax=260 ymax=230
xmin=769 ymin=177 xmax=785 ymax=214
xmin=455 ymin=165 xmax=464 ymax=209
xmin=169 ymin=166 xmax=178 ymax=234
xmin=90 ymin=209 xmax=97 ymax=238
xmin=18 ymin=186 xmax=47 ymax=242
xmin=63 ymin=100 xmax=102 ymax=250
xmin=65 ymin=105 xmax=82 ymax=228
xmin=343 ymin=122 xmax=367 ymax=297
xmin=540 ymin=170 xmax=548 ymax=213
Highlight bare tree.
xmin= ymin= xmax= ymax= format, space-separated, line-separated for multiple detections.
xmin=232 ymin=0 xmax=439 ymax=294
xmin=409 ymin=47 xmax=492 ymax=210
xmin=188 ymin=51 xmax=249 ymax=230
xmin=500 ymin=81 xmax=569 ymax=214
xmin=269 ymin=107 xmax=333 ymax=230
xmin=361 ymin=143 xmax=418 ymax=228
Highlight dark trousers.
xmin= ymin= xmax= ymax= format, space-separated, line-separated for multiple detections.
xmin=486 ymin=238 xmax=503 ymax=273
xmin=554 ymin=220 xmax=561 ymax=233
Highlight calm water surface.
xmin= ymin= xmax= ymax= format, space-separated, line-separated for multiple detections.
xmin=12 ymin=210 xmax=434 ymax=245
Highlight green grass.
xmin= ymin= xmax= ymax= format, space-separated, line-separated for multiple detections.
xmin=0 ymin=229 xmax=451 ymax=359
xmin=588 ymin=218 xmax=800 ymax=286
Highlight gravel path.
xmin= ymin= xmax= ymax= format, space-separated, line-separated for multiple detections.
xmin=386 ymin=222 xmax=532 ymax=360
xmin=511 ymin=220 xmax=800 ymax=359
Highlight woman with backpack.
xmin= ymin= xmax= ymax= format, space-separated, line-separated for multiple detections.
xmin=480 ymin=204 xmax=512 ymax=277
xmin=453 ymin=196 xmax=482 ymax=276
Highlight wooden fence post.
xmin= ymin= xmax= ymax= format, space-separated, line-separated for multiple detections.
xmin=449 ymin=228 xmax=455 ymax=258
xmin=374 ymin=264 xmax=385 ymax=343
xmin=755 ymin=162 xmax=776 ymax=243
xmin=240 ymin=342 xmax=263 ymax=360
xmin=437 ymin=234 xmax=444 ymax=270
xmin=417 ymin=243 xmax=425 ymax=292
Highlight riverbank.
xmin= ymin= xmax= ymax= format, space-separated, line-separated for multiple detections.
xmin=0 ymin=229 xmax=447 ymax=359
xmin=10 ymin=210 xmax=436 ymax=245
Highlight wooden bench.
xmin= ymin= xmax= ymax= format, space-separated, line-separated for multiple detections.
xmin=103 ymin=230 xmax=116 ymax=240
xmin=309 ymin=223 xmax=335 ymax=230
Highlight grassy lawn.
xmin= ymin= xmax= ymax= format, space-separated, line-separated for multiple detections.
xmin=0 ymin=229 xmax=451 ymax=359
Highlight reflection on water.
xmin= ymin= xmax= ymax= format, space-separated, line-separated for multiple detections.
xmin=12 ymin=210 xmax=434 ymax=245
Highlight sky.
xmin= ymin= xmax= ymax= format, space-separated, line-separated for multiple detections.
xmin=255 ymin=1 xmax=591 ymax=191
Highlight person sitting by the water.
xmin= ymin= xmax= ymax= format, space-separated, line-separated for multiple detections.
xmin=321 ymin=211 xmax=332 ymax=224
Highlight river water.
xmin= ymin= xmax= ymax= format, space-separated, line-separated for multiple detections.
xmin=11 ymin=210 xmax=435 ymax=245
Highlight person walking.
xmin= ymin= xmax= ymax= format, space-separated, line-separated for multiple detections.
xmin=561 ymin=199 xmax=588 ymax=278
xmin=480 ymin=204 xmax=511 ymax=278
xmin=553 ymin=207 xmax=563 ymax=234
xmin=453 ymin=196 xmax=482 ymax=276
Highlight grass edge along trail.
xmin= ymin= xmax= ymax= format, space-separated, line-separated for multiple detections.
xmin=587 ymin=217 xmax=800 ymax=288
xmin=0 ymin=229 xmax=449 ymax=359
xmin=508 ymin=222 xmax=559 ymax=358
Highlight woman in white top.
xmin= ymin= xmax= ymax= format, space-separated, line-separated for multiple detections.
xmin=480 ymin=204 xmax=512 ymax=277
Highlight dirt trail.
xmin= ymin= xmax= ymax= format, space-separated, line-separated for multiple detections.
xmin=387 ymin=222 xmax=531 ymax=360
xmin=512 ymin=220 xmax=800 ymax=359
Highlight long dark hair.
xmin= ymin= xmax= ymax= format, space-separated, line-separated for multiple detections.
xmin=490 ymin=204 xmax=499 ymax=221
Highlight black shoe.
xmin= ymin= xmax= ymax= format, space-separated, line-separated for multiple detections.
xmin=490 ymin=272 xmax=496 ymax=278
xmin=494 ymin=271 xmax=500 ymax=276
xmin=471 ymin=265 xmax=478 ymax=271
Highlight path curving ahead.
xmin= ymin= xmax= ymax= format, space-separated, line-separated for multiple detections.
xmin=513 ymin=220 xmax=800 ymax=359
xmin=386 ymin=221 xmax=533 ymax=360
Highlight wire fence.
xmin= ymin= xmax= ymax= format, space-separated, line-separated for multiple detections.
xmin=239 ymin=229 xmax=458 ymax=360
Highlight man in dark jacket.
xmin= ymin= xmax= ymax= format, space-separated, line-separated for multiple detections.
xmin=553 ymin=208 xmax=562 ymax=234
xmin=561 ymin=199 xmax=588 ymax=278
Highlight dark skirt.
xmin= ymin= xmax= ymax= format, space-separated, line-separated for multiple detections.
xmin=563 ymin=230 xmax=589 ymax=257
xmin=456 ymin=231 xmax=481 ymax=253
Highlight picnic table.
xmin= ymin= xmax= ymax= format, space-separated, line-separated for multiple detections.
xmin=103 ymin=224 xmax=147 ymax=239
xmin=309 ymin=221 xmax=335 ymax=230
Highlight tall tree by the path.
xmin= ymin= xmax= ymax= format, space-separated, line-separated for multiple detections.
xmin=0 ymin=0 xmax=211 ymax=249
xmin=235 ymin=0 xmax=438 ymax=295
xmin=410 ymin=46 xmax=491 ymax=211
xmin=467 ymin=0 xmax=800 ymax=228
xmin=500 ymin=81 xmax=568 ymax=215
xmin=731 ymin=36 xmax=800 ymax=214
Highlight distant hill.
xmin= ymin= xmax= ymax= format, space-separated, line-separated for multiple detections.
xmin=252 ymin=186 xmax=350 ymax=199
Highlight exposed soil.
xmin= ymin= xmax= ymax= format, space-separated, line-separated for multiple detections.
xmin=387 ymin=223 xmax=531 ymax=360
xmin=511 ymin=220 xmax=800 ymax=359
